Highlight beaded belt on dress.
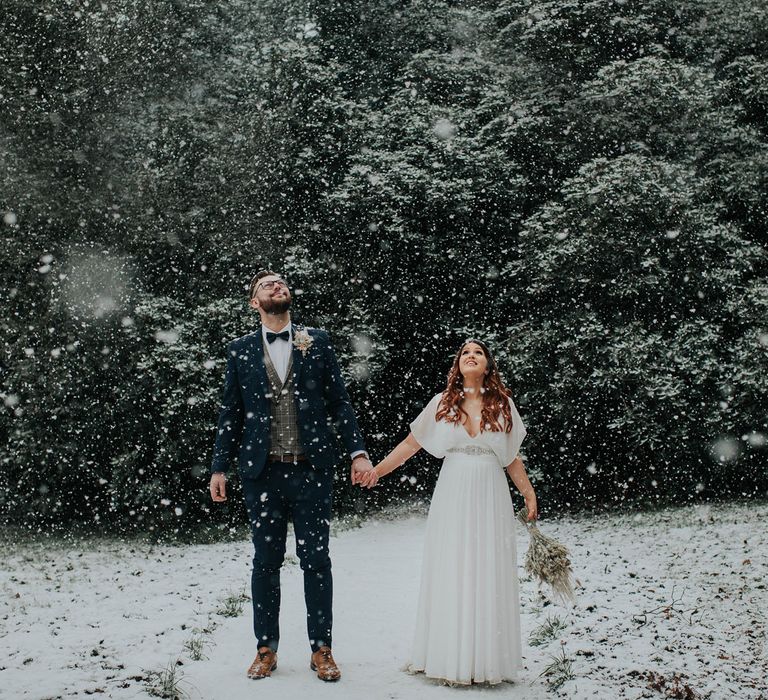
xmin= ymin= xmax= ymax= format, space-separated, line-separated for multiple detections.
xmin=446 ymin=445 xmax=495 ymax=456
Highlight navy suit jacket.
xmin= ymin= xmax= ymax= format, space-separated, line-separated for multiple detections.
xmin=210 ymin=325 xmax=366 ymax=478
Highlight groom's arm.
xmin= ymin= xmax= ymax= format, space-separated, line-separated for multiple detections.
xmin=210 ymin=341 xmax=244 ymax=475
xmin=319 ymin=330 xmax=366 ymax=456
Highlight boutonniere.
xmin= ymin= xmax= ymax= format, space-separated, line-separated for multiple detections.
xmin=292 ymin=328 xmax=314 ymax=357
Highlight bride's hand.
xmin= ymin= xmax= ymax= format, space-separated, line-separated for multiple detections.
xmin=524 ymin=491 xmax=538 ymax=521
xmin=361 ymin=467 xmax=381 ymax=489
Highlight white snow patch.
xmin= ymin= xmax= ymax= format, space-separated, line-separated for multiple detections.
xmin=1 ymin=501 xmax=765 ymax=698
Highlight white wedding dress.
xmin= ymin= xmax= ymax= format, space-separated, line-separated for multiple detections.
xmin=407 ymin=393 xmax=527 ymax=685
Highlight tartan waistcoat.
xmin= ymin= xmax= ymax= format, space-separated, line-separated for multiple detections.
xmin=262 ymin=343 xmax=304 ymax=456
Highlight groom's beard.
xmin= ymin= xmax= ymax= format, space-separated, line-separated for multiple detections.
xmin=261 ymin=294 xmax=292 ymax=315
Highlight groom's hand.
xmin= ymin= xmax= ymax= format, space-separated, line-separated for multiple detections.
xmin=350 ymin=455 xmax=373 ymax=484
xmin=210 ymin=472 xmax=227 ymax=502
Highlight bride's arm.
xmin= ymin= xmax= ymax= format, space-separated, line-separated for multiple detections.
xmin=506 ymin=455 xmax=538 ymax=520
xmin=361 ymin=433 xmax=422 ymax=488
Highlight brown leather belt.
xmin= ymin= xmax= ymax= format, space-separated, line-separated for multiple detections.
xmin=268 ymin=453 xmax=308 ymax=463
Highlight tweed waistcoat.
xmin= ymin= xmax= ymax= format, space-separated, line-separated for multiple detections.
xmin=263 ymin=343 xmax=304 ymax=456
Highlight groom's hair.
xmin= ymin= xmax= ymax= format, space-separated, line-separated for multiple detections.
xmin=249 ymin=269 xmax=280 ymax=299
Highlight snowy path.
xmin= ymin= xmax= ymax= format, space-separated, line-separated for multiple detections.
xmin=182 ymin=516 xmax=550 ymax=700
xmin=1 ymin=501 xmax=766 ymax=699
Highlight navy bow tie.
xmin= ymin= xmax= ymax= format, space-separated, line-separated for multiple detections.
xmin=266 ymin=330 xmax=290 ymax=344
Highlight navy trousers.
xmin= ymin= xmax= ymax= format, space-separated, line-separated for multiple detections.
xmin=241 ymin=460 xmax=334 ymax=652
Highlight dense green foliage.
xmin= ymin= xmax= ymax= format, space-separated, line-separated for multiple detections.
xmin=2 ymin=0 xmax=766 ymax=533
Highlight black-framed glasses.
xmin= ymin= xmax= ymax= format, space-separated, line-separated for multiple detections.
xmin=254 ymin=278 xmax=287 ymax=293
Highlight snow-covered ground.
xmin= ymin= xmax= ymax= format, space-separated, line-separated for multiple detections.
xmin=1 ymin=500 xmax=766 ymax=699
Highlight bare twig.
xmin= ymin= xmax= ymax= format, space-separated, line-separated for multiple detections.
xmin=632 ymin=585 xmax=699 ymax=626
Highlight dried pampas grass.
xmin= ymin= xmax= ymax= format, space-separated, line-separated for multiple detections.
xmin=517 ymin=507 xmax=576 ymax=604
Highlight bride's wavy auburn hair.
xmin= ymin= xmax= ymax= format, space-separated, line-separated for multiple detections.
xmin=435 ymin=339 xmax=514 ymax=434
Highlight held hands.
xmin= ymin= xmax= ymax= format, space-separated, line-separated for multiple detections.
xmin=350 ymin=455 xmax=374 ymax=485
xmin=210 ymin=472 xmax=227 ymax=502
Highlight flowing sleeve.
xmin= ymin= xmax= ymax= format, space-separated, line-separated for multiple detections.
xmin=409 ymin=393 xmax=447 ymax=459
xmin=500 ymin=396 xmax=527 ymax=467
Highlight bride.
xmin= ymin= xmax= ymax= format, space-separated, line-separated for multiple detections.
xmin=360 ymin=339 xmax=537 ymax=685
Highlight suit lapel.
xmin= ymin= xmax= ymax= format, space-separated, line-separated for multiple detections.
xmin=290 ymin=323 xmax=305 ymax=390
xmin=250 ymin=330 xmax=270 ymax=396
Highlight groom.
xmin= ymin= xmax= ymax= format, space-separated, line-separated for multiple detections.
xmin=209 ymin=270 xmax=373 ymax=682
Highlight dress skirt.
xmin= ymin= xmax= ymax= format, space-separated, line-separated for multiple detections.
xmin=409 ymin=449 xmax=522 ymax=684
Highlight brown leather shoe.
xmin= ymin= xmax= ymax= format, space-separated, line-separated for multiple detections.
xmin=247 ymin=647 xmax=277 ymax=679
xmin=310 ymin=646 xmax=341 ymax=681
